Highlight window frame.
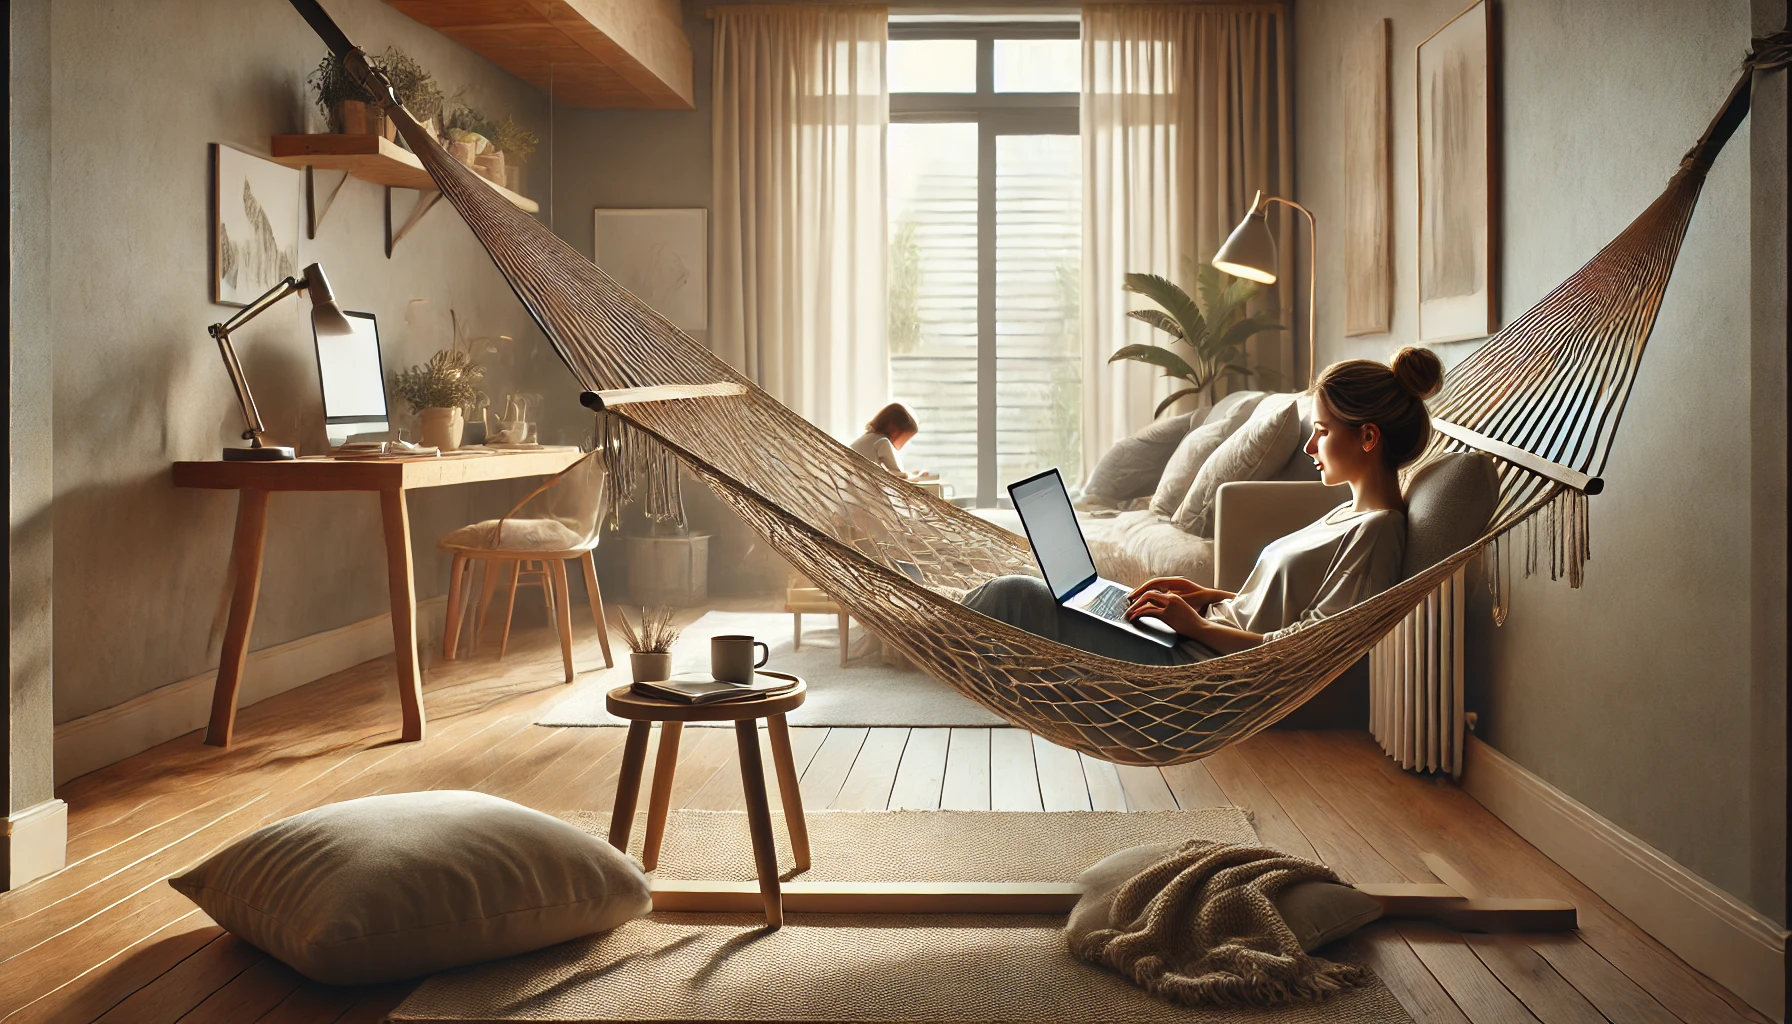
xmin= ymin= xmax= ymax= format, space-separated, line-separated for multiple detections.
xmin=888 ymin=20 xmax=1080 ymax=507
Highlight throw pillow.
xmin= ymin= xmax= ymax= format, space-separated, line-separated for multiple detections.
xmin=1400 ymin=451 xmax=1500 ymax=579
xmin=1175 ymin=394 xmax=1302 ymax=535
xmin=1146 ymin=392 xmax=1265 ymax=519
xmin=1069 ymin=841 xmax=1383 ymax=953
xmin=168 ymin=791 xmax=652 ymax=985
xmin=1078 ymin=409 xmax=1201 ymax=509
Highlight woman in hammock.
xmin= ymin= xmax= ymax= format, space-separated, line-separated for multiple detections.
xmin=964 ymin=347 xmax=1444 ymax=664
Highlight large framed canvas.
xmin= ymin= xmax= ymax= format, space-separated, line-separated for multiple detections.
xmin=593 ymin=208 xmax=708 ymax=331
xmin=1416 ymin=0 xmax=1498 ymax=343
xmin=1344 ymin=18 xmax=1391 ymax=336
xmin=212 ymin=143 xmax=301 ymax=307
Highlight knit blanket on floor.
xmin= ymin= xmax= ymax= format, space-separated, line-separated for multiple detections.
xmin=1065 ymin=841 xmax=1373 ymax=1008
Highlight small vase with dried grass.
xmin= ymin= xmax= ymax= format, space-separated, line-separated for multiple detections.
xmin=615 ymin=606 xmax=679 ymax=683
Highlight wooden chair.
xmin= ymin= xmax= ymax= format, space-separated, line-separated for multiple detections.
xmin=439 ymin=451 xmax=614 ymax=681
xmin=786 ymin=571 xmax=851 ymax=667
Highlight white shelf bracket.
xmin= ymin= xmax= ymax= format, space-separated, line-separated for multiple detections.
xmin=303 ymin=166 xmax=350 ymax=239
xmin=385 ymin=186 xmax=443 ymax=259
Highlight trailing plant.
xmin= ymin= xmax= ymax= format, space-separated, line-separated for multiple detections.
xmin=1111 ymin=262 xmax=1284 ymax=417
xmin=613 ymin=606 xmax=680 ymax=654
xmin=391 ymin=348 xmax=485 ymax=413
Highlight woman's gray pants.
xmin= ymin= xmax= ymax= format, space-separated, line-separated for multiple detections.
xmin=960 ymin=575 xmax=1205 ymax=666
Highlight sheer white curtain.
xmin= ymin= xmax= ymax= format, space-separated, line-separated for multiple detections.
xmin=711 ymin=5 xmax=889 ymax=442
xmin=1082 ymin=4 xmax=1291 ymax=468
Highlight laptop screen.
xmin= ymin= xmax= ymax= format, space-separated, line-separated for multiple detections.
xmin=1008 ymin=470 xmax=1098 ymax=600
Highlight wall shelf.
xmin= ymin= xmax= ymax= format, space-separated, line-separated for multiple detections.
xmin=270 ymin=134 xmax=539 ymax=214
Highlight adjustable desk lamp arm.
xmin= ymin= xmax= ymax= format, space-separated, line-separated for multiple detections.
xmin=206 ymin=263 xmax=349 ymax=460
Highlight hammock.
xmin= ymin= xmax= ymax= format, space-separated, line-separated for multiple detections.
xmin=293 ymin=2 xmax=1779 ymax=766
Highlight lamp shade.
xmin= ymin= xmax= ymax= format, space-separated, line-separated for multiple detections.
xmin=302 ymin=263 xmax=355 ymax=336
xmin=1212 ymin=209 xmax=1278 ymax=285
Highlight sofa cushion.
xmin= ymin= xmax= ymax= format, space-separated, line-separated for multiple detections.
xmin=1146 ymin=392 xmax=1264 ymax=519
xmin=1401 ymin=451 xmax=1500 ymax=578
xmin=1176 ymin=394 xmax=1303 ymax=536
xmin=168 ymin=791 xmax=652 ymax=986
xmin=1077 ymin=409 xmax=1201 ymax=509
xmin=1082 ymin=509 xmax=1217 ymax=587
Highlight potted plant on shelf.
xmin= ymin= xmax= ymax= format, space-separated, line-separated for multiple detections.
xmin=615 ymin=606 xmax=680 ymax=683
xmin=308 ymin=47 xmax=444 ymax=140
xmin=485 ymin=114 xmax=539 ymax=192
xmin=391 ymin=348 xmax=484 ymax=451
xmin=1111 ymin=262 xmax=1284 ymax=417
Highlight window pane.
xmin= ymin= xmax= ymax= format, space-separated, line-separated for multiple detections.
xmin=888 ymin=39 xmax=977 ymax=93
xmin=996 ymin=133 xmax=1082 ymax=490
xmin=994 ymin=39 xmax=1080 ymax=93
xmin=888 ymin=122 xmax=979 ymax=499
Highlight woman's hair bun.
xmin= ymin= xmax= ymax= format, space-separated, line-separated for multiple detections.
xmin=1391 ymin=346 xmax=1444 ymax=400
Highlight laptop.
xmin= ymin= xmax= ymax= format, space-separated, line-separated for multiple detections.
xmin=1007 ymin=469 xmax=1178 ymax=647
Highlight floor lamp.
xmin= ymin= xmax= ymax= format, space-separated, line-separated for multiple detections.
xmin=1213 ymin=189 xmax=1318 ymax=387
xmin=208 ymin=263 xmax=353 ymax=461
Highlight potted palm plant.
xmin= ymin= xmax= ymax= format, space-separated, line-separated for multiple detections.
xmin=391 ymin=348 xmax=484 ymax=451
xmin=1110 ymin=263 xmax=1283 ymax=417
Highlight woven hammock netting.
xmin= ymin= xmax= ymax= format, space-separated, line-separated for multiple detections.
xmin=304 ymin=1 xmax=1780 ymax=766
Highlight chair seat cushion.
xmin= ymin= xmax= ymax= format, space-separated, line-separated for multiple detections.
xmin=168 ymin=791 xmax=652 ymax=985
xmin=443 ymin=517 xmax=584 ymax=552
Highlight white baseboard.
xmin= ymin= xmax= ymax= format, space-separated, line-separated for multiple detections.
xmin=4 ymin=799 xmax=68 ymax=891
xmin=1462 ymin=735 xmax=1787 ymax=1022
xmin=53 ymin=597 xmax=448 ymax=786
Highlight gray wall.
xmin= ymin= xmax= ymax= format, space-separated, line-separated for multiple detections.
xmin=1294 ymin=0 xmax=1784 ymax=922
xmin=10 ymin=0 xmax=55 ymax=822
xmin=47 ymin=0 xmax=569 ymax=724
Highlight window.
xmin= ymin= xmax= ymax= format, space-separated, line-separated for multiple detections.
xmin=886 ymin=18 xmax=1080 ymax=507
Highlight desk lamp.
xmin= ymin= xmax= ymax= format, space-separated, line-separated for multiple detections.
xmin=208 ymin=262 xmax=353 ymax=461
xmin=1213 ymin=189 xmax=1318 ymax=387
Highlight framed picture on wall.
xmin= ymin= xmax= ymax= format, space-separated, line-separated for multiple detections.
xmin=1416 ymin=0 xmax=1498 ymax=343
xmin=211 ymin=143 xmax=301 ymax=307
xmin=593 ymin=208 xmax=708 ymax=331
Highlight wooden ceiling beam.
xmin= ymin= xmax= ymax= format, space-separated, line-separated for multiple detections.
xmin=383 ymin=0 xmax=694 ymax=110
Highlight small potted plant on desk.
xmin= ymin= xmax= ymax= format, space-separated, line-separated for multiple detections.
xmin=615 ymin=606 xmax=679 ymax=683
xmin=391 ymin=349 xmax=484 ymax=451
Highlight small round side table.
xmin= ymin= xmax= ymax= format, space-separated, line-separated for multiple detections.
xmin=605 ymin=676 xmax=811 ymax=927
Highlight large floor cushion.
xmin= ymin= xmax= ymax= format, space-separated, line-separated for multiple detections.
xmin=168 ymin=791 xmax=652 ymax=985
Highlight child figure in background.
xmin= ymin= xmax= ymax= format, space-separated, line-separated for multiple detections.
xmin=850 ymin=403 xmax=921 ymax=478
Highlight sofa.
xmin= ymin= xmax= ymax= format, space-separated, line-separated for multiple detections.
xmin=978 ymin=390 xmax=1349 ymax=590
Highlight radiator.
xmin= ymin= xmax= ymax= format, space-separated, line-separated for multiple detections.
xmin=1370 ymin=567 xmax=1466 ymax=776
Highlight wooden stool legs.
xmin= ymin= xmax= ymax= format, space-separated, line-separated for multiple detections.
xmin=735 ymin=720 xmax=784 ymax=927
xmin=606 ymin=715 xmax=811 ymax=928
xmin=766 ymin=713 xmax=810 ymax=871
xmin=642 ymin=722 xmax=683 ymax=870
xmin=609 ymin=722 xmax=653 ymax=853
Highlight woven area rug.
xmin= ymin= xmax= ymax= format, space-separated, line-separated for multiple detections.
xmin=392 ymin=809 xmax=1413 ymax=1023
xmin=539 ymin=610 xmax=1008 ymax=728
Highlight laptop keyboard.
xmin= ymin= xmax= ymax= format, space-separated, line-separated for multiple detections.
xmin=1085 ymin=585 xmax=1130 ymax=622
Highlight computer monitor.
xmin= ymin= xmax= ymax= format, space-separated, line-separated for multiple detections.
xmin=313 ymin=310 xmax=389 ymax=446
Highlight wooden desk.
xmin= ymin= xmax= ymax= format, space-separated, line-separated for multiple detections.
xmin=174 ymin=450 xmax=586 ymax=747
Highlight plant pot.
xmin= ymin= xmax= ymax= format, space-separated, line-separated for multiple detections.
xmin=630 ymin=651 xmax=672 ymax=684
xmin=331 ymin=99 xmax=385 ymax=137
xmin=474 ymin=150 xmax=506 ymax=185
xmin=418 ymin=407 xmax=464 ymax=451
xmin=504 ymin=164 xmax=523 ymax=192
xmin=447 ymin=140 xmax=478 ymax=168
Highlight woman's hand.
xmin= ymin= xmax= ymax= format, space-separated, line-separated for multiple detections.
xmin=1129 ymin=576 xmax=1233 ymax=612
xmin=1125 ymin=589 xmax=1207 ymax=638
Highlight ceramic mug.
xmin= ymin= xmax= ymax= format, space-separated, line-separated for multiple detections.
xmin=711 ymin=635 xmax=770 ymax=684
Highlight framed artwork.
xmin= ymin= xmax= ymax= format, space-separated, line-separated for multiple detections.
xmin=212 ymin=143 xmax=301 ymax=307
xmin=1344 ymin=18 xmax=1391 ymax=337
xmin=593 ymin=208 xmax=708 ymax=331
xmin=1416 ymin=0 xmax=1498 ymax=343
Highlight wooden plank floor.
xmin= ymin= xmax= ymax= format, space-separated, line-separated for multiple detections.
xmin=0 ymin=609 xmax=1769 ymax=1024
